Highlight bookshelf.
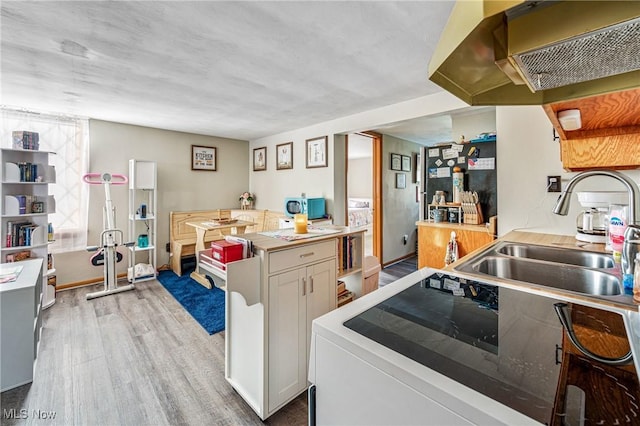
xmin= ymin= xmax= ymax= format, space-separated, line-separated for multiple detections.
xmin=1 ymin=146 xmax=56 ymax=309
xmin=127 ymin=159 xmax=157 ymax=284
xmin=336 ymin=229 xmax=365 ymax=303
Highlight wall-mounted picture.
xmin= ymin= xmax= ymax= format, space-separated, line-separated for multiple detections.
xmin=402 ymin=155 xmax=411 ymax=172
xmin=390 ymin=153 xmax=401 ymax=171
xmin=396 ymin=173 xmax=406 ymax=189
xmin=306 ymin=136 xmax=328 ymax=168
xmin=276 ymin=142 xmax=293 ymax=170
xmin=253 ymin=147 xmax=267 ymax=171
xmin=192 ymin=145 xmax=217 ymax=171
xmin=414 ymin=152 xmax=421 ymax=183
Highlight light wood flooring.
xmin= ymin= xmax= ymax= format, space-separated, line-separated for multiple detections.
xmin=1 ymin=280 xmax=307 ymax=426
xmin=2 ymin=258 xmax=417 ymax=426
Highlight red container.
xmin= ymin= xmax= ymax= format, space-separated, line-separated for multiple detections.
xmin=210 ymin=240 xmax=243 ymax=264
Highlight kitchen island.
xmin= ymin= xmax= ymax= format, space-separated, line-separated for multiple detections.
xmin=203 ymin=226 xmax=365 ymax=421
xmin=309 ymin=231 xmax=640 ymax=425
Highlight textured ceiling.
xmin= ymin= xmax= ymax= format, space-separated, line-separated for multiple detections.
xmin=1 ymin=1 xmax=456 ymax=141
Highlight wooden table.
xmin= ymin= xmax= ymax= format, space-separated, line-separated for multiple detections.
xmin=186 ymin=220 xmax=254 ymax=288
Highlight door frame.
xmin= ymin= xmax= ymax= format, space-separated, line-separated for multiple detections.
xmin=345 ymin=131 xmax=383 ymax=262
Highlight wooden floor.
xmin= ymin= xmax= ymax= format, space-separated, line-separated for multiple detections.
xmin=1 ymin=280 xmax=307 ymax=426
xmin=378 ymin=255 xmax=418 ymax=287
xmin=2 ymin=259 xmax=416 ymax=426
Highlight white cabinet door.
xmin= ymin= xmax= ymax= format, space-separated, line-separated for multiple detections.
xmin=305 ymin=258 xmax=336 ymax=361
xmin=268 ymin=258 xmax=336 ymax=413
xmin=268 ymin=267 xmax=307 ymax=411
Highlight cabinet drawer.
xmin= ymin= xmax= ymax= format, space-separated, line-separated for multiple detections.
xmin=269 ymin=240 xmax=336 ymax=274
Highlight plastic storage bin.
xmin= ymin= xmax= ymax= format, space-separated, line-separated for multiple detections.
xmin=363 ymin=255 xmax=381 ymax=295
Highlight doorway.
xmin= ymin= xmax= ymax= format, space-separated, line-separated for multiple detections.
xmin=345 ymin=132 xmax=382 ymax=261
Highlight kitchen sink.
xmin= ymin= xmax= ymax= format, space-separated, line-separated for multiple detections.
xmin=496 ymin=242 xmax=615 ymax=269
xmin=454 ymin=241 xmax=622 ymax=297
xmin=470 ymin=256 xmax=620 ymax=295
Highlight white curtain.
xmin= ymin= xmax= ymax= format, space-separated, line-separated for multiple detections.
xmin=2 ymin=108 xmax=90 ymax=253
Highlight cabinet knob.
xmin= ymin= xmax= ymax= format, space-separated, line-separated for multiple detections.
xmin=300 ymin=252 xmax=315 ymax=258
xmin=302 ymin=277 xmax=306 ymax=296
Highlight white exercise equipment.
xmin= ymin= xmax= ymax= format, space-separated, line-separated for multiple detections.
xmin=83 ymin=172 xmax=135 ymax=300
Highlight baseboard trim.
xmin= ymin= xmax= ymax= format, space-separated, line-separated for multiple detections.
xmin=382 ymin=252 xmax=417 ymax=269
xmin=56 ymin=273 xmax=129 ymax=291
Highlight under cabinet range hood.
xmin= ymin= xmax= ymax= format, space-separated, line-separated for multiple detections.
xmin=428 ymin=1 xmax=640 ymax=105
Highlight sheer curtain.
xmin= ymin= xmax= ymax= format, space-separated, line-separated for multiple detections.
xmin=2 ymin=108 xmax=90 ymax=253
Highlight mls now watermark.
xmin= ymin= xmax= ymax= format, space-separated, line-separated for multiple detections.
xmin=3 ymin=408 xmax=57 ymax=420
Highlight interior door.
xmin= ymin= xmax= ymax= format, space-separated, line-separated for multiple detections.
xmin=345 ymin=132 xmax=382 ymax=260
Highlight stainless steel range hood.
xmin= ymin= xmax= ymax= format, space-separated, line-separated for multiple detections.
xmin=428 ymin=1 xmax=640 ymax=105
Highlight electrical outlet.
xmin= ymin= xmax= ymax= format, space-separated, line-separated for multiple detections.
xmin=547 ymin=176 xmax=561 ymax=192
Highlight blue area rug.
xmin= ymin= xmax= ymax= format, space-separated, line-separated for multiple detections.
xmin=157 ymin=269 xmax=225 ymax=335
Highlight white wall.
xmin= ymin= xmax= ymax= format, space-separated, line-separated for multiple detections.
xmin=347 ymin=158 xmax=372 ymax=199
xmin=496 ymin=106 xmax=640 ymax=237
xmin=55 ymin=120 xmax=249 ymax=285
xmin=249 ymin=92 xmax=469 ymax=216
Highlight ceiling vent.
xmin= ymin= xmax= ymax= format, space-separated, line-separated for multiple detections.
xmin=428 ymin=1 xmax=640 ymax=105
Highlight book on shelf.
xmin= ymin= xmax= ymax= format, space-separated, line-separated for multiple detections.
xmin=12 ymin=130 xmax=39 ymax=150
xmin=337 ymin=280 xmax=345 ymax=294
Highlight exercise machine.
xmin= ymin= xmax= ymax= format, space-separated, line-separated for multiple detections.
xmin=83 ymin=172 xmax=135 ymax=300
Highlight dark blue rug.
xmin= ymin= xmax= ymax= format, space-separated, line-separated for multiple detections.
xmin=157 ymin=269 xmax=225 ymax=335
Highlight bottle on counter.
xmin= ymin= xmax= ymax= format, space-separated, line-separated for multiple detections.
xmin=634 ymin=253 xmax=640 ymax=302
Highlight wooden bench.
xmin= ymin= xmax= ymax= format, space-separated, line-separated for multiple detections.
xmin=170 ymin=210 xmax=230 ymax=276
xmin=169 ymin=209 xmax=287 ymax=276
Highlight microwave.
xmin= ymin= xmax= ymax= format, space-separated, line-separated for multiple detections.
xmin=284 ymin=197 xmax=326 ymax=219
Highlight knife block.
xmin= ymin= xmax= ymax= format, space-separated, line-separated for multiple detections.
xmin=463 ymin=202 xmax=484 ymax=225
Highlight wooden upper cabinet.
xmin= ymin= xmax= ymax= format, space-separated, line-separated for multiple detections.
xmin=543 ymin=88 xmax=640 ymax=171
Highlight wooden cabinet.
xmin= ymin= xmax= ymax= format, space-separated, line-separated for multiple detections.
xmin=542 ymin=88 xmax=640 ymax=171
xmin=417 ymin=222 xmax=494 ymax=269
xmin=1 ymin=258 xmax=43 ymax=392
xmin=268 ymin=258 xmax=335 ymax=411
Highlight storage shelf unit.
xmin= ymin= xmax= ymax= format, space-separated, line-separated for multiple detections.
xmin=127 ymin=159 xmax=157 ymax=284
xmin=1 ymin=147 xmax=56 ymax=309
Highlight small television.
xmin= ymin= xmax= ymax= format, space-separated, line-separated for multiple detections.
xmin=284 ymin=197 xmax=326 ymax=219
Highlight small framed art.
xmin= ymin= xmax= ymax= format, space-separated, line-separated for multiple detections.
xmin=253 ymin=147 xmax=267 ymax=171
xmin=192 ymin=145 xmax=217 ymax=171
xmin=390 ymin=153 xmax=401 ymax=171
xmin=276 ymin=142 xmax=293 ymax=170
xmin=306 ymin=136 xmax=328 ymax=168
xmin=396 ymin=173 xmax=406 ymax=189
xmin=402 ymin=155 xmax=411 ymax=172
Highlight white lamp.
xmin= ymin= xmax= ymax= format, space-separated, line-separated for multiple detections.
xmin=557 ymin=109 xmax=582 ymax=131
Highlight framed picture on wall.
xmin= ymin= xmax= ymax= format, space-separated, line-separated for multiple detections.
xmin=306 ymin=136 xmax=328 ymax=168
xmin=402 ymin=155 xmax=411 ymax=172
xmin=396 ymin=173 xmax=406 ymax=189
xmin=253 ymin=147 xmax=267 ymax=171
xmin=390 ymin=153 xmax=401 ymax=170
xmin=191 ymin=145 xmax=217 ymax=171
xmin=413 ymin=152 xmax=421 ymax=183
xmin=276 ymin=142 xmax=293 ymax=170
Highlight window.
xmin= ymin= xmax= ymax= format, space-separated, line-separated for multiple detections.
xmin=2 ymin=108 xmax=90 ymax=253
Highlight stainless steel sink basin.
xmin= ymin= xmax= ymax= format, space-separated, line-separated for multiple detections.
xmin=496 ymin=242 xmax=615 ymax=269
xmin=453 ymin=241 xmax=622 ymax=297
xmin=470 ymin=256 xmax=621 ymax=295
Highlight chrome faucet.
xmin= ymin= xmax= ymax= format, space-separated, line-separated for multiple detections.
xmin=552 ymin=170 xmax=640 ymax=276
